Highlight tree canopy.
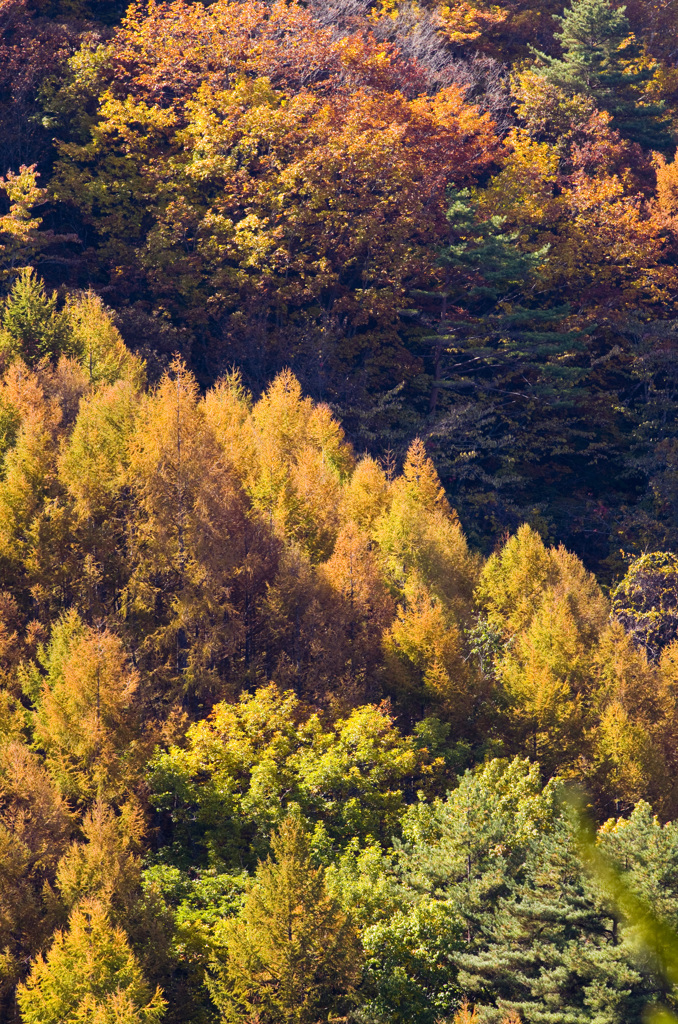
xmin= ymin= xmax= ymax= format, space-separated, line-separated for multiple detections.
xmin=2 ymin=0 xmax=678 ymax=1021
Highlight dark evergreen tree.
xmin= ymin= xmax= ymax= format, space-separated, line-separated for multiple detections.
xmin=412 ymin=189 xmax=606 ymax=555
xmin=435 ymin=191 xmax=584 ymax=407
xmin=456 ymin=822 xmax=656 ymax=1023
xmin=533 ymin=0 xmax=673 ymax=150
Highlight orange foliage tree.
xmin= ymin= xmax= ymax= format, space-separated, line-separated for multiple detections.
xmin=53 ymin=0 xmax=499 ymax=387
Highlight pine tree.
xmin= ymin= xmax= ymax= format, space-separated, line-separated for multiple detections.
xmin=0 ymin=268 xmax=71 ymax=365
xmin=455 ymin=821 xmax=655 ymax=1023
xmin=398 ymin=758 xmax=561 ymax=950
xmin=316 ymin=522 xmax=395 ymax=703
xmin=339 ymin=456 xmax=391 ymax=535
xmin=598 ymin=800 xmax=678 ymax=930
xmin=452 ymin=1001 xmax=480 ymax=1024
xmin=208 ymin=816 xmax=362 ymax=1024
xmin=412 ymin=189 xmax=594 ymax=551
xmin=0 ymin=359 xmax=78 ymax=615
xmin=419 ymin=188 xmax=578 ymax=421
xmin=348 ymin=759 xmax=560 ymax=1024
xmin=533 ymin=0 xmax=673 ymax=150
xmin=374 ymin=438 xmax=481 ymax=720
xmin=580 ymin=619 xmax=678 ymax=819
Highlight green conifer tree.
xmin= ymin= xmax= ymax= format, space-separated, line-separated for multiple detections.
xmin=339 ymin=759 xmax=561 ymax=1024
xmin=412 ymin=189 xmax=595 ymax=548
xmin=419 ymin=188 xmax=578 ymax=421
xmin=533 ymin=0 xmax=673 ymax=150
xmin=0 ymin=268 xmax=71 ymax=365
xmin=455 ymin=821 xmax=655 ymax=1023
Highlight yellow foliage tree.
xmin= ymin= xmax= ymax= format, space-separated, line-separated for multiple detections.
xmin=240 ymin=370 xmax=354 ymax=562
xmin=17 ymin=899 xmax=166 ymax=1024
xmin=125 ymin=359 xmax=275 ymax=700
xmin=478 ymin=525 xmax=609 ymax=772
xmin=56 ymin=799 xmax=145 ymax=923
xmin=34 ymin=615 xmax=146 ymax=802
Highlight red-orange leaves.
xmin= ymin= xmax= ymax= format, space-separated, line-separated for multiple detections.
xmin=109 ymin=0 xmax=266 ymax=107
xmin=409 ymin=86 xmax=498 ymax=194
xmin=56 ymin=2 xmax=498 ymax=375
xmin=139 ymin=78 xmax=496 ymax=327
xmin=53 ymin=0 xmax=499 ymax=384
xmin=109 ymin=0 xmax=424 ymax=110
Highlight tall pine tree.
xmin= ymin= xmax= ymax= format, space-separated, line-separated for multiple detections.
xmin=533 ymin=0 xmax=673 ymax=150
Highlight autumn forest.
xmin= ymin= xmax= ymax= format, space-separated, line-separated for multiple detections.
xmin=5 ymin=0 xmax=678 ymax=1021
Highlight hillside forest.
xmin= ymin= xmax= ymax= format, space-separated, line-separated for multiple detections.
xmin=6 ymin=0 xmax=678 ymax=1022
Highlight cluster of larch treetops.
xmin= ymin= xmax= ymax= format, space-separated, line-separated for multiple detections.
xmin=4 ymin=0 xmax=678 ymax=1021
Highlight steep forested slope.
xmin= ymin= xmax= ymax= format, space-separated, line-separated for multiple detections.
xmin=5 ymin=0 xmax=678 ymax=571
xmin=3 ymin=0 xmax=678 ymax=1022
xmin=0 ymin=281 xmax=672 ymax=1021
